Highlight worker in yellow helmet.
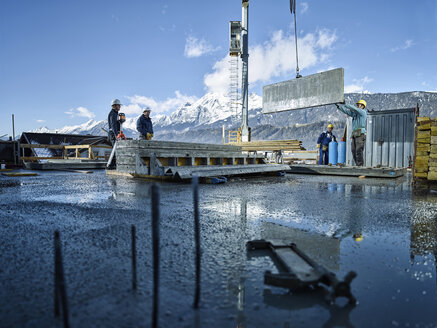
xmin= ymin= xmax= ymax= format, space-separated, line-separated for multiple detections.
xmin=335 ymin=100 xmax=367 ymax=166
xmin=317 ymin=123 xmax=336 ymax=165
xmin=353 ymin=233 xmax=363 ymax=242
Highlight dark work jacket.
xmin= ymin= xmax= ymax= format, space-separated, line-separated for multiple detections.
xmin=108 ymin=109 xmax=120 ymax=135
xmin=136 ymin=115 xmax=153 ymax=136
xmin=317 ymin=131 xmax=337 ymax=146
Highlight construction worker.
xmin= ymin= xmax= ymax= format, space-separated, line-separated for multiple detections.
xmin=137 ymin=107 xmax=154 ymax=140
xmin=108 ymin=99 xmax=121 ymax=145
xmin=336 ymin=100 xmax=367 ymax=166
xmin=317 ymin=123 xmax=336 ymax=165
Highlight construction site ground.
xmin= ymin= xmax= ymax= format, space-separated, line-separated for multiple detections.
xmin=1 ymin=170 xmax=437 ymax=327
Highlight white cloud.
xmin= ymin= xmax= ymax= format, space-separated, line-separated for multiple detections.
xmin=344 ymin=76 xmax=373 ymax=93
xmin=65 ymin=106 xmax=95 ymax=119
xmin=300 ymin=2 xmax=309 ymax=14
xmin=204 ymin=28 xmax=337 ymax=94
xmin=159 ymin=24 xmax=176 ymax=32
xmin=123 ymin=91 xmax=198 ymax=116
xmin=184 ymin=36 xmax=219 ymax=58
xmin=162 ymin=4 xmax=168 ymax=15
xmin=391 ymin=39 xmax=414 ymax=52
xmin=36 ymin=119 xmax=45 ymax=123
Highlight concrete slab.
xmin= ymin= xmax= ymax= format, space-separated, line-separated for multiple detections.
xmin=262 ymin=68 xmax=344 ymax=113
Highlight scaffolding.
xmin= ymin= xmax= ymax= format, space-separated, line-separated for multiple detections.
xmin=229 ymin=55 xmax=240 ymax=117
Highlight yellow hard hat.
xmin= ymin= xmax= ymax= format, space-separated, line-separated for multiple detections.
xmin=356 ymin=100 xmax=367 ymax=108
xmin=353 ymin=233 xmax=363 ymax=242
xmin=328 ymin=124 xmax=334 ymax=129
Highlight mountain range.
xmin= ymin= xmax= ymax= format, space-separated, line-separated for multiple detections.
xmin=33 ymin=91 xmax=437 ymax=149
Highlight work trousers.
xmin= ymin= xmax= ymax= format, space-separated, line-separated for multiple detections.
xmin=351 ymin=134 xmax=366 ymax=166
xmin=108 ymin=131 xmax=116 ymax=146
xmin=318 ymin=147 xmax=329 ymax=165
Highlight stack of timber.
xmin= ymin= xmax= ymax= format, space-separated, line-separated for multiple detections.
xmin=414 ymin=117 xmax=437 ymax=182
xmin=113 ymin=140 xmax=290 ymax=180
xmin=231 ymin=139 xmax=305 ymax=152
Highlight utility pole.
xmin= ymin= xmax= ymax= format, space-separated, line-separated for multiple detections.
xmin=12 ymin=114 xmax=16 ymax=165
xmin=240 ymin=0 xmax=250 ymax=142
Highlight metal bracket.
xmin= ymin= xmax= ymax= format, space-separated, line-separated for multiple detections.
xmin=247 ymin=239 xmax=357 ymax=304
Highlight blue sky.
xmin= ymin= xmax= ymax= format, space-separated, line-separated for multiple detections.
xmin=1 ymin=0 xmax=436 ymax=135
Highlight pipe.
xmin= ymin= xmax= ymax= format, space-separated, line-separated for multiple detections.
xmin=12 ymin=115 xmax=16 ymax=165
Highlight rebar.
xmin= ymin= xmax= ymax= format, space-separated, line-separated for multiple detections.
xmin=54 ymin=230 xmax=70 ymax=328
xmin=131 ymin=225 xmax=137 ymax=290
xmin=151 ymin=184 xmax=160 ymax=328
xmin=192 ymin=176 xmax=201 ymax=309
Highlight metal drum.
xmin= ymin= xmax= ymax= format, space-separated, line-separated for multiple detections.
xmin=338 ymin=141 xmax=346 ymax=164
xmin=329 ymin=141 xmax=338 ymax=165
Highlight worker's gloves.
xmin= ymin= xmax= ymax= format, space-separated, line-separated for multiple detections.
xmin=146 ymin=133 xmax=153 ymax=140
xmin=316 ymin=144 xmax=321 ymax=149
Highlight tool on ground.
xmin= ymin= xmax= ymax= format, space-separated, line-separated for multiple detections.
xmin=247 ymin=239 xmax=357 ymax=304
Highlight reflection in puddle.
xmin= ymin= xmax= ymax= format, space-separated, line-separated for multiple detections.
xmin=34 ymin=192 xmax=112 ymax=204
xmin=410 ymin=201 xmax=437 ymax=285
xmin=262 ymin=289 xmax=356 ymax=328
xmin=260 ymin=221 xmax=340 ymax=271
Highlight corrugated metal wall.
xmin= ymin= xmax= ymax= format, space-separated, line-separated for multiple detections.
xmin=346 ymin=108 xmax=415 ymax=168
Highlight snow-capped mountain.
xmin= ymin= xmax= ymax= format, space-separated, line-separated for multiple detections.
xmin=31 ymin=91 xmax=437 ymax=148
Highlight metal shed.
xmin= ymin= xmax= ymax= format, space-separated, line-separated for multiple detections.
xmin=345 ymin=107 xmax=416 ymax=168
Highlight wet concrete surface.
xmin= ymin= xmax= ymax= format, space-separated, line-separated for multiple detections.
xmin=1 ymin=170 xmax=437 ymax=327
